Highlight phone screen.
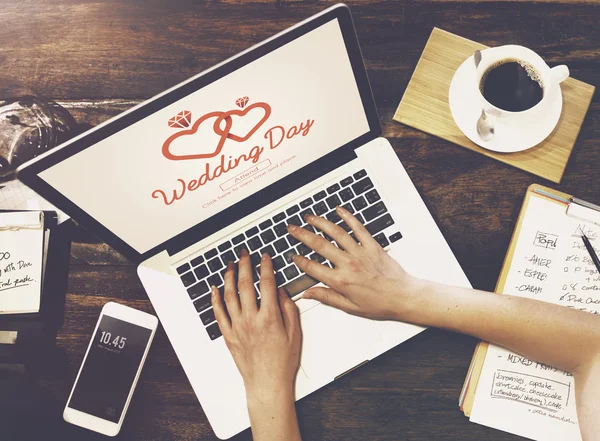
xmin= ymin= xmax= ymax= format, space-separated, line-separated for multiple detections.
xmin=68 ymin=315 xmax=153 ymax=423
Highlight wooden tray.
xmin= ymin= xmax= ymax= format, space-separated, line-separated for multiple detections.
xmin=393 ymin=28 xmax=595 ymax=183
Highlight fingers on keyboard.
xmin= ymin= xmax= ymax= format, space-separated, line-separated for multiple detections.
xmin=179 ymin=169 xmax=402 ymax=341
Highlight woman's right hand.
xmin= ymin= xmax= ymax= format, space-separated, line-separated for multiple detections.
xmin=287 ymin=205 xmax=423 ymax=321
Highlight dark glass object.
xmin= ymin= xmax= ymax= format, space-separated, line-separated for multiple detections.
xmin=0 ymin=78 xmax=77 ymax=183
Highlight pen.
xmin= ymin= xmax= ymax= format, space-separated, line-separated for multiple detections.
xmin=581 ymin=233 xmax=600 ymax=274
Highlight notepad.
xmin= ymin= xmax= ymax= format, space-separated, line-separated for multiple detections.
xmin=0 ymin=211 xmax=45 ymax=314
xmin=460 ymin=185 xmax=600 ymax=441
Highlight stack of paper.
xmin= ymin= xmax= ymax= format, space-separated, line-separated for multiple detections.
xmin=460 ymin=185 xmax=600 ymax=441
xmin=0 ymin=180 xmax=68 ymax=223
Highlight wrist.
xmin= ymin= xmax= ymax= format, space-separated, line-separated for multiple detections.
xmin=245 ymin=382 xmax=294 ymax=411
xmin=245 ymin=382 xmax=300 ymax=441
xmin=391 ymin=275 xmax=430 ymax=323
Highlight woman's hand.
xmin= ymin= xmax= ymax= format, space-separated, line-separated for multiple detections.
xmin=290 ymin=206 xmax=600 ymax=441
xmin=288 ymin=205 xmax=421 ymax=321
xmin=211 ymin=250 xmax=301 ymax=401
xmin=211 ymin=251 xmax=303 ymax=441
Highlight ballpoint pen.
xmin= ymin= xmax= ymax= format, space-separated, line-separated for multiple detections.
xmin=581 ymin=233 xmax=600 ymax=274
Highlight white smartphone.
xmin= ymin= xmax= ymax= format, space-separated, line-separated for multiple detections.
xmin=63 ymin=302 xmax=158 ymax=436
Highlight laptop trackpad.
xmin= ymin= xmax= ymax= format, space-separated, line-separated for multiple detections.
xmin=299 ymin=303 xmax=381 ymax=379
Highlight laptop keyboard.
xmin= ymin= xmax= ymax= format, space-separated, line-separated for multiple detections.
xmin=175 ymin=169 xmax=402 ymax=341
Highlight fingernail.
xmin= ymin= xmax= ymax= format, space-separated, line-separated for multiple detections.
xmin=292 ymin=254 xmax=300 ymax=261
xmin=262 ymin=253 xmax=269 ymax=261
xmin=240 ymin=248 xmax=248 ymax=257
xmin=336 ymin=205 xmax=348 ymax=216
xmin=211 ymin=286 xmax=218 ymax=296
xmin=227 ymin=261 xmax=234 ymax=270
xmin=305 ymin=213 xmax=315 ymax=222
xmin=288 ymin=224 xmax=297 ymax=232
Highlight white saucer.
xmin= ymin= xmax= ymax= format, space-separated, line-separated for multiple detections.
xmin=448 ymin=55 xmax=562 ymax=153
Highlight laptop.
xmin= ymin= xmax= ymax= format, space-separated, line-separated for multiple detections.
xmin=18 ymin=4 xmax=471 ymax=438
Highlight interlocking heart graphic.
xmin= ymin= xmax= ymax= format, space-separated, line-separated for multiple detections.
xmin=214 ymin=102 xmax=271 ymax=143
xmin=162 ymin=111 xmax=232 ymax=161
xmin=162 ymin=99 xmax=272 ymax=161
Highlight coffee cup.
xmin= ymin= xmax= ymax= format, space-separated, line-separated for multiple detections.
xmin=474 ymin=45 xmax=569 ymax=141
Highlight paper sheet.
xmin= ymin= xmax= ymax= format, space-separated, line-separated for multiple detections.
xmin=470 ymin=195 xmax=600 ymax=441
xmin=0 ymin=180 xmax=69 ymax=223
xmin=0 ymin=212 xmax=45 ymax=314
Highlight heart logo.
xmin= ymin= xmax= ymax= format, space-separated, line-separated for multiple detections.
xmin=162 ymin=111 xmax=232 ymax=161
xmin=213 ymin=102 xmax=271 ymax=143
xmin=162 ymin=98 xmax=272 ymax=162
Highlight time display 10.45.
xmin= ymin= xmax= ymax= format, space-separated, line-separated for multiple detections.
xmin=68 ymin=315 xmax=152 ymax=423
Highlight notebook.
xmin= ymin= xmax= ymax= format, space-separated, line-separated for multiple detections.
xmin=0 ymin=211 xmax=46 ymax=315
xmin=459 ymin=184 xmax=600 ymax=441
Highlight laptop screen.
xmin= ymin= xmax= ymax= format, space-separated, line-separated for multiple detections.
xmin=38 ymin=18 xmax=370 ymax=254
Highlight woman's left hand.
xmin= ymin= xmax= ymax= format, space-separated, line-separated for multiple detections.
xmin=211 ymin=250 xmax=301 ymax=402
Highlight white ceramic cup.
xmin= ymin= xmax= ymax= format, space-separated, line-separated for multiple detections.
xmin=475 ymin=45 xmax=569 ymax=138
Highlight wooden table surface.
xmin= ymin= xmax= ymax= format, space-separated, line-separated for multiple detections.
xmin=2 ymin=1 xmax=599 ymax=440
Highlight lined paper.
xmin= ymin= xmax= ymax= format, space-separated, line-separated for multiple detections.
xmin=470 ymin=195 xmax=600 ymax=441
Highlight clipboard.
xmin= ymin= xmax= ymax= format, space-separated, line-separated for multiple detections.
xmin=0 ymin=210 xmax=57 ymax=319
xmin=0 ymin=215 xmax=71 ymax=365
xmin=459 ymin=183 xmax=600 ymax=416
xmin=0 ymin=210 xmax=61 ymax=360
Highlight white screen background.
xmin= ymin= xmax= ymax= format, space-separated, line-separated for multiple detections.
xmin=40 ymin=19 xmax=369 ymax=253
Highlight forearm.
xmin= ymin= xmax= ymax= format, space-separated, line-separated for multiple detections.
xmin=403 ymin=278 xmax=600 ymax=374
xmin=246 ymin=388 xmax=302 ymax=441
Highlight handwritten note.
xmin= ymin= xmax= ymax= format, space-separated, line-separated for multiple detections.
xmin=0 ymin=211 xmax=45 ymax=314
xmin=470 ymin=194 xmax=600 ymax=441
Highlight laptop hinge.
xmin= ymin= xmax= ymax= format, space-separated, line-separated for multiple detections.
xmin=165 ymin=147 xmax=358 ymax=257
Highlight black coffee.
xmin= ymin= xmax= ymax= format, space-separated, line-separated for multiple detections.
xmin=481 ymin=60 xmax=543 ymax=112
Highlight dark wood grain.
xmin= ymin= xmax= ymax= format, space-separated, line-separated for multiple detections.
xmin=1 ymin=1 xmax=598 ymax=440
